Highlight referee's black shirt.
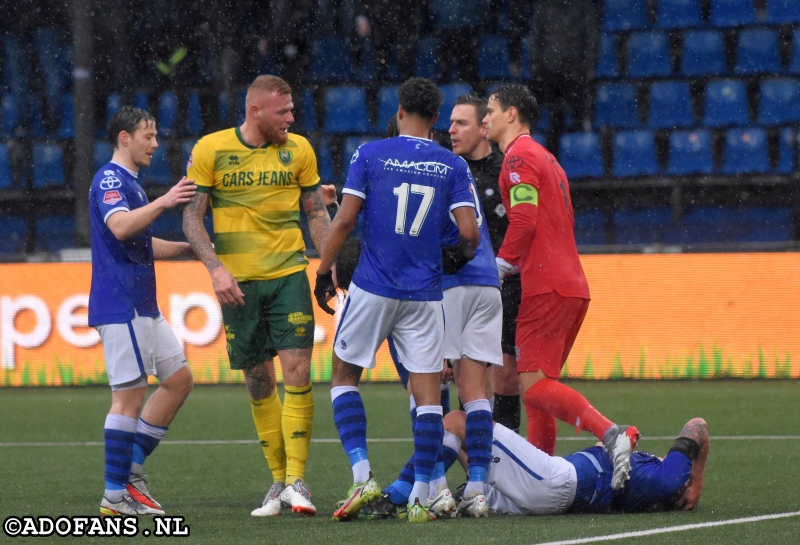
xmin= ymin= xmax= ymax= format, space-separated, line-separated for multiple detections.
xmin=465 ymin=146 xmax=506 ymax=255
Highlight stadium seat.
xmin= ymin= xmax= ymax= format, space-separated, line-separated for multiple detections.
xmin=709 ymin=0 xmax=756 ymax=27
xmin=341 ymin=136 xmax=377 ymax=178
xmin=703 ymin=80 xmax=749 ymax=127
xmin=57 ymin=92 xmax=75 ymax=139
xmin=0 ymin=144 xmax=12 ymax=189
xmin=681 ymin=30 xmax=727 ymax=77
xmin=185 ymin=91 xmax=202 ymax=136
xmin=32 ymin=143 xmax=65 ymax=188
xmin=134 ymin=92 xmax=149 ymax=111
xmin=648 ymin=81 xmax=695 ymax=129
xmin=657 ymin=0 xmax=703 ymax=29
xmin=535 ymin=106 xmax=551 ymax=131
xmin=308 ymin=38 xmax=352 ymax=83
xmin=595 ymin=83 xmax=640 ymax=128
xmin=519 ymin=37 xmax=534 ymax=81
xmin=734 ymin=29 xmax=782 ymax=76
xmin=574 ymin=209 xmax=606 ymax=245
xmin=299 ymin=89 xmax=317 ymax=133
xmin=415 ymin=37 xmax=439 ymax=80
xmin=478 ymin=35 xmax=512 ymax=80
xmin=106 ymin=92 xmax=122 ymax=127
xmin=375 ymin=85 xmax=400 ymax=133
xmin=777 ymin=127 xmax=795 ymax=174
xmin=532 ymin=133 xmax=547 ymax=148
xmin=218 ymin=89 xmax=246 ymax=127
xmin=791 ymin=30 xmax=800 ymax=74
xmin=559 ymin=132 xmax=605 ymax=179
xmin=140 ymin=148 xmax=173 ymax=186
xmin=0 ymin=214 xmax=26 ymax=253
xmin=613 ymin=207 xmax=672 ymax=244
xmin=316 ymin=137 xmax=335 ymax=182
xmin=603 ymin=0 xmax=650 ymax=32
xmin=612 ymin=130 xmax=660 ymax=177
xmin=1 ymin=94 xmax=20 ymax=136
xmin=595 ymin=34 xmax=619 ymax=79
xmin=35 ymin=214 xmax=75 ymax=252
xmin=94 ymin=141 xmax=113 ymax=173
xmin=733 ymin=207 xmax=792 ymax=242
xmin=666 ymin=130 xmax=714 ymax=175
xmin=323 ymin=86 xmax=370 ymax=134
xmin=626 ymin=32 xmax=672 ymax=78
xmin=663 ymin=206 xmax=739 ymax=244
xmin=158 ymin=91 xmax=179 ymax=137
xmin=151 ymin=210 xmax=184 ymax=241
xmin=29 ymin=95 xmax=47 ymax=138
xmin=758 ymin=79 xmax=800 ymax=125
xmin=765 ymin=0 xmax=800 ymax=24
xmin=435 ymin=84 xmax=472 ymax=132
xmin=721 ymin=128 xmax=769 ymax=174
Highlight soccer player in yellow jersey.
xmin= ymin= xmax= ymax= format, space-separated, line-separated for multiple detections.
xmin=182 ymin=75 xmax=331 ymax=517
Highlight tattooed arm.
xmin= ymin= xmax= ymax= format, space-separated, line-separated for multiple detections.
xmin=675 ymin=418 xmax=709 ymax=511
xmin=301 ymin=186 xmax=333 ymax=255
xmin=182 ymin=192 xmax=244 ymax=307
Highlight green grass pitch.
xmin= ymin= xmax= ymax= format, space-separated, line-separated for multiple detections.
xmin=2 ymin=380 xmax=800 ymax=544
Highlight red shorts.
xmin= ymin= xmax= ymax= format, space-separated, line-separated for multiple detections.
xmin=515 ymin=292 xmax=590 ymax=378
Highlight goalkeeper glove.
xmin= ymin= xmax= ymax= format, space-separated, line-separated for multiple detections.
xmin=314 ymin=270 xmax=336 ymax=315
xmin=442 ymin=245 xmax=473 ymax=275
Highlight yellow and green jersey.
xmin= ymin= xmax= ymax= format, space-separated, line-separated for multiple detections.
xmin=187 ymin=128 xmax=321 ymax=281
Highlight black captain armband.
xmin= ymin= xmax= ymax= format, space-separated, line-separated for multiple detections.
xmin=669 ymin=437 xmax=701 ymax=461
xmin=442 ymin=245 xmax=473 ymax=275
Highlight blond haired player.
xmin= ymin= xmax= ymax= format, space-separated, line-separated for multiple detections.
xmin=182 ymin=75 xmax=331 ymax=517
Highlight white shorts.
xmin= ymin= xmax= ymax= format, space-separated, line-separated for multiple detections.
xmin=484 ymin=423 xmax=578 ymax=516
xmin=443 ymin=285 xmax=503 ymax=366
xmin=96 ymin=311 xmax=186 ymax=389
xmin=334 ymin=283 xmax=445 ymax=374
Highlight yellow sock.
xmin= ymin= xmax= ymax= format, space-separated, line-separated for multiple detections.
xmin=283 ymin=384 xmax=314 ymax=483
xmin=251 ymin=389 xmax=286 ymax=484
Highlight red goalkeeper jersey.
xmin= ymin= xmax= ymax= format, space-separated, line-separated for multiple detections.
xmin=497 ymin=134 xmax=590 ymax=300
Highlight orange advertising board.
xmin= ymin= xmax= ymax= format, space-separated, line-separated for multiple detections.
xmin=0 ymin=253 xmax=798 ymax=387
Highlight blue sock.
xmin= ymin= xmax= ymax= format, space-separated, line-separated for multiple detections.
xmin=385 ymin=457 xmax=415 ymax=505
xmin=131 ymin=419 xmax=168 ymax=474
xmin=331 ymin=386 xmax=369 ymax=482
xmin=464 ymin=399 xmax=493 ymax=494
xmin=104 ymin=414 xmax=138 ymax=499
xmin=413 ymin=407 xmax=443 ymax=485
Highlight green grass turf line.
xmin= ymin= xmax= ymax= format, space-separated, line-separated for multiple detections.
xmin=1 ymin=381 xmax=799 ymax=544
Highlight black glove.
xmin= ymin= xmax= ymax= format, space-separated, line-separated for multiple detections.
xmin=441 ymin=245 xmax=473 ymax=275
xmin=314 ymin=270 xmax=337 ymax=315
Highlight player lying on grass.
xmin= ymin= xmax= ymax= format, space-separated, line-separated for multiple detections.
xmin=441 ymin=412 xmax=708 ymax=515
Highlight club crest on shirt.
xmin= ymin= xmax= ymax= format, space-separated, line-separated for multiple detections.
xmin=103 ymin=190 xmax=122 ymax=205
xmin=278 ymin=149 xmax=293 ymax=166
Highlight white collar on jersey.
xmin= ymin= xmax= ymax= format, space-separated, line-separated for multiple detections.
xmin=399 ymin=135 xmax=431 ymax=142
xmin=110 ymin=161 xmax=139 ymax=179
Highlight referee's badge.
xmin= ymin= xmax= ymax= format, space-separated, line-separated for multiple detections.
xmin=278 ymin=149 xmax=293 ymax=166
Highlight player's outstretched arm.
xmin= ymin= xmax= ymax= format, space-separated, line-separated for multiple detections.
xmin=151 ymin=238 xmax=196 ymax=260
xmin=106 ymin=177 xmax=196 ymax=241
xmin=301 ymin=186 xmax=333 ymax=254
xmin=675 ymin=418 xmax=709 ymax=511
xmin=182 ymin=191 xmax=244 ymax=307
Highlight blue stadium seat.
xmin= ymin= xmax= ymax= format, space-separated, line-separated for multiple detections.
xmin=663 ymin=206 xmax=738 ymax=244
xmin=765 ymin=0 xmax=800 ymax=24
xmin=612 ymin=130 xmax=660 ymax=177
xmin=595 ymin=34 xmax=619 ymax=79
xmin=308 ymin=38 xmax=352 ymax=83
xmin=106 ymin=92 xmax=122 ymax=127
xmin=134 ymin=92 xmax=149 ymax=111
xmin=316 ymin=137 xmax=335 ymax=182
xmin=478 ymin=35 xmax=512 ymax=80
xmin=613 ymin=207 xmax=672 ymax=244
xmin=595 ymin=83 xmax=640 ymax=128
xmin=709 ymin=0 xmax=756 ymax=27
xmin=435 ymin=84 xmax=472 ymax=132
xmin=722 ymin=128 xmax=769 ymax=174
xmin=140 ymin=148 xmax=173 ymax=186
xmin=532 ymin=133 xmax=547 ymax=148
xmin=574 ymin=209 xmax=606 ymax=245
xmin=648 ymin=81 xmax=695 ymax=129
xmin=666 ymin=130 xmax=714 ymax=175
xmin=1 ymin=94 xmax=21 ymax=136
xmin=603 ymin=0 xmax=650 ymax=31
xmin=218 ymin=89 xmax=246 ymax=127
xmin=299 ymin=89 xmax=317 ymax=133
xmin=375 ymin=85 xmax=400 ymax=133
xmin=758 ymin=79 xmax=800 ymax=125
xmin=657 ymin=0 xmax=703 ymax=29
xmin=777 ymin=127 xmax=795 ymax=174
xmin=535 ymin=106 xmax=551 ymax=131
xmin=94 ymin=141 xmax=113 ymax=173
xmin=415 ymin=37 xmax=439 ymax=80
xmin=35 ymin=214 xmax=75 ymax=252
xmin=341 ymin=136 xmax=377 ymax=178
xmin=703 ymin=80 xmax=749 ymax=127
xmin=681 ymin=30 xmax=727 ymax=76
xmin=151 ymin=210 xmax=184 ymax=241
xmin=32 ymin=143 xmax=65 ymax=188
xmin=29 ymin=95 xmax=47 ymax=138
xmin=324 ymin=86 xmax=370 ymax=134
xmin=791 ymin=30 xmax=800 ymax=74
xmin=158 ymin=91 xmax=179 ymax=137
xmin=735 ymin=29 xmax=782 ymax=76
xmin=0 ymin=214 xmax=26 ymax=253
xmin=57 ymin=92 xmax=75 ymax=139
xmin=185 ymin=91 xmax=202 ymax=136
xmin=559 ymin=133 xmax=605 ymax=179
xmin=626 ymin=32 xmax=672 ymax=78
xmin=733 ymin=207 xmax=792 ymax=242
xmin=0 ymin=144 xmax=12 ymax=189
xmin=519 ymin=37 xmax=534 ymax=81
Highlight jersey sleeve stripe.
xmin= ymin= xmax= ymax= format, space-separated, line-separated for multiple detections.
xmin=449 ymin=201 xmax=476 ymax=211
xmin=195 ymin=185 xmax=211 ymax=194
xmin=104 ymin=207 xmax=130 ymax=224
xmin=343 ymin=188 xmax=366 ymax=199
xmin=300 ymin=180 xmax=322 ymax=193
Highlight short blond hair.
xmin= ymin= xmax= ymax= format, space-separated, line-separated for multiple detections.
xmin=246 ymin=75 xmax=292 ymax=105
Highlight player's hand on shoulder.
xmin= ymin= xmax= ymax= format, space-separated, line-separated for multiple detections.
xmin=163 ymin=177 xmax=197 ymax=209
xmin=211 ymin=266 xmax=245 ymax=307
xmin=314 ymin=269 xmax=336 ymax=315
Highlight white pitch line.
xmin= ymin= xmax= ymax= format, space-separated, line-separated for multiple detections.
xmin=532 ymin=511 xmax=800 ymax=545
xmin=1 ymin=435 xmax=799 ymax=447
